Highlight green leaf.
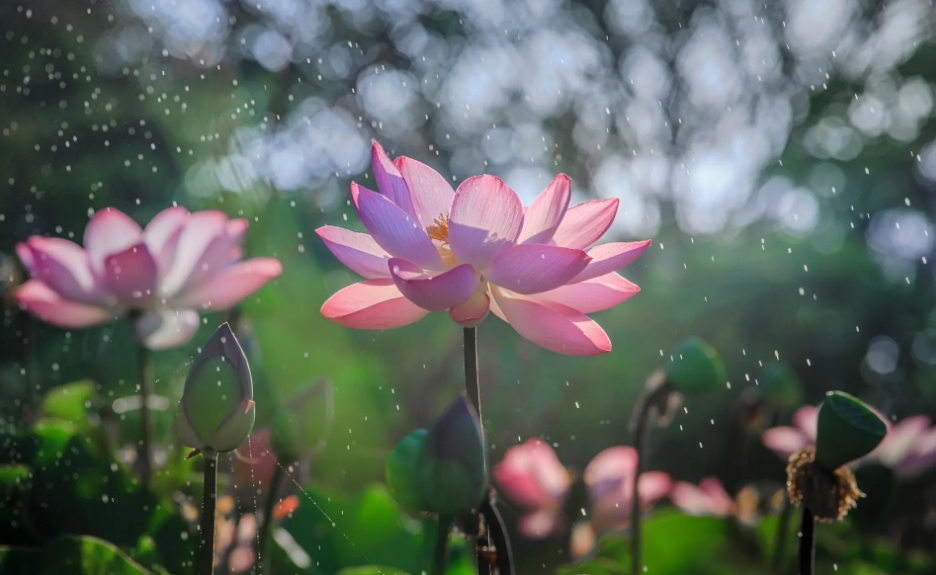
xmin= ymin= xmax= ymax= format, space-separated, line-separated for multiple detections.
xmin=0 ymin=536 xmax=153 ymax=575
xmin=0 ymin=465 xmax=37 ymax=545
xmin=335 ymin=567 xmax=412 ymax=575
xmin=41 ymin=381 xmax=97 ymax=427
xmin=815 ymin=391 xmax=887 ymax=470
xmin=385 ymin=429 xmax=428 ymax=511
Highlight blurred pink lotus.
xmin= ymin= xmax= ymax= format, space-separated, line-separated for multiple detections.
xmin=16 ymin=207 xmax=281 ymax=350
xmin=494 ymin=440 xmax=671 ymax=557
xmin=670 ymin=477 xmax=736 ymax=517
xmin=762 ymin=406 xmax=936 ymax=479
xmin=318 ymin=142 xmax=649 ymax=356
xmin=234 ymin=429 xmax=278 ymax=492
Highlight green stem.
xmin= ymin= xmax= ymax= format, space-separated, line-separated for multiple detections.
xmin=255 ymin=462 xmax=285 ymax=574
xmin=432 ymin=515 xmax=453 ymax=575
xmin=138 ymin=341 xmax=153 ymax=489
xmin=630 ymin=397 xmax=651 ymax=575
xmin=463 ymin=327 xmax=482 ymax=429
xmin=774 ymin=494 xmax=792 ymax=574
xmin=199 ymin=452 xmax=218 ymax=575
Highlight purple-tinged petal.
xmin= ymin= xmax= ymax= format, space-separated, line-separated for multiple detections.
xmin=762 ymin=426 xmax=811 ymax=461
xmin=519 ymin=174 xmax=571 ymax=244
xmin=395 ymin=156 xmax=456 ymax=228
xmin=372 ymin=142 xmax=417 ymax=219
xmin=570 ymin=241 xmax=652 ymax=283
xmin=389 ymin=258 xmax=478 ymax=311
xmin=449 ymin=286 xmax=490 ymax=327
xmin=172 ymin=258 xmax=282 ymax=310
xmin=535 ymin=272 xmax=639 ymax=314
xmin=897 ymin=429 xmax=936 ymax=479
xmin=134 ymin=308 xmax=200 ymax=351
xmin=351 ymin=183 xmax=443 ymax=270
xmin=550 ymin=198 xmax=619 ymax=249
xmin=24 ymin=237 xmax=106 ymax=305
xmin=321 ymin=279 xmax=429 ymax=329
xmin=486 ymin=244 xmax=590 ymax=295
xmin=103 ymin=243 xmax=159 ymax=307
xmin=143 ymin=206 xmax=189 ymax=278
xmin=449 ymin=175 xmax=524 ymax=270
xmin=16 ymin=242 xmax=35 ymax=273
xmin=316 ymin=226 xmax=391 ymax=279
xmin=160 ymin=210 xmax=230 ymax=296
xmin=15 ymin=279 xmax=117 ymax=328
xmin=492 ymin=287 xmax=611 ymax=356
xmin=494 ymin=438 xmax=571 ymax=509
xmin=84 ymin=208 xmax=143 ymax=277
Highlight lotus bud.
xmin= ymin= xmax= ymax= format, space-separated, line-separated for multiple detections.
xmin=175 ymin=323 xmax=256 ymax=454
xmin=665 ymin=336 xmax=726 ymax=394
xmin=385 ymin=428 xmax=429 ymax=512
xmin=271 ymin=378 xmax=334 ymax=461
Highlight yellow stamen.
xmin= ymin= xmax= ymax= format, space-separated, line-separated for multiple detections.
xmin=426 ymin=213 xmax=450 ymax=245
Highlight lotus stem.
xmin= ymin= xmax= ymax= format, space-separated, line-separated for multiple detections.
xmin=138 ymin=340 xmax=153 ymax=489
xmin=479 ymin=496 xmax=514 ymax=575
xmin=630 ymin=397 xmax=651 ymax=575
xmin=255 ymin=462 xmax=285 ymax=574
xmin=199 ymin=451 xmax=219 ymax=575
xmin=773 ymin=493 xmax=792 ymax=573
xmin=432 ymin=515 xmax=453 ymax=575
xmin=463 ymin=327 xmax=482 ymax=435
xmin=798 ymin=508 xmax=815 ymax=575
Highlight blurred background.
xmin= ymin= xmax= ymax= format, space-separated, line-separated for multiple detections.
xmin=2 ymin=0 xmax=936 ymax=573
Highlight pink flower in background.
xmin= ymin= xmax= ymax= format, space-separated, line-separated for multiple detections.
xmin=16 ymin=207 xmax=281 ymax=350
xmin=670 ymin=477 xmax=736 ymax=517
xmin=762 ymin=406 xmax=936 ymax=479
xmin=494 ymin=440 xmax=671 ymax=557
xmin=317 ymin=142 xmax=650 ymax=356
xmin=234 ymin=429 xmax=278 ymax=491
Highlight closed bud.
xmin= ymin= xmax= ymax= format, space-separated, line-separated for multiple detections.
xmin=175 ymin=323 xmax=256 ymax=453
xmin=271 ymin=378 xmax=334 ymax=461
xmin=665 ymin=337 xmax=725 ymax=394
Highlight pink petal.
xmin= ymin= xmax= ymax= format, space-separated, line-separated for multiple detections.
xmin=134 ymin=308 xmax=200 ymax=350
xmin=23 ymin=237 xmax=105 ymax=305
xmin=519 ymin=509 xmax=565 ymax=539
xmin=570 ymin=241 xmax=652 ymax=283
xmin=570 ymin=522 xmax=597 ymax=559
xmin=103 ymin=243 xmax=159 ymax=307
xmin=143 ymin=207 xmax=189 ymax=278
xmin=321 ymin=279 xmax=429 ymax=329
xmin=226 ymin=218 xmax=249 ymax=245
xmin=493 ymin=438 xmax=571 ymax=509
xmin=897 ymin=429 xmax=936 ymax=479
xmin=16 ymin=242 xmax=34 ymax=272
xmin=872 ymin=415 xmax=931 ymax=467
xmin=316 ymin=226 xmax=391 ymax=279
xmin=84 ymin=208 xmax=143 ymax=277
xmin=449 ymin=175 xmax=524 ymax=270
xmin=519 ymin=174 xmax=571 ymax=244
xmin=486 ymin=244 xmax=590 ymax=295
xmin=534 ymin=273 xmax=639 ymax=314
xmin=172 ymin=258 xmax=282 ymax=310
xmin=638 ymin=472 xmax=674 ymax=508
xmin=15 ymin=279 xmax=117 ymax=328
xmin=389 ymin=259 xmax=478 ymax=311
xmin=372 ymin=142 xmax=417 ymax=220
xmin=550 ymin=198 xmax=619 ymax=249
xmin=793 ymin=406 xmax=819 ymax=442
xmin=492 ymin=287 xmax=611 ymax=356
xmin=160 ymin=210 xmax=230 ymax=296
xmin=762 ymin=427 xmax=811 ymax=461
xmin=395 ymin=156 xmax=455 ymax=229
xmin=449 ymin=288 xmax=490 ymax=327
xmin=584 ymin=446 xmax=637 ymax=498
xmin=671 ymin=477 xmax=733 ymax=516
xmin=351 ymin=183 xmax=443 ymax=270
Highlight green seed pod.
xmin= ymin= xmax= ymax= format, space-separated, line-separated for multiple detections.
xmin=175 ymin=323 xmax=255 ymax=453
xmin=815 ymin=391 xmax=886 ymax=471
xmin=665 ymin=337 xmax=726 ymax=394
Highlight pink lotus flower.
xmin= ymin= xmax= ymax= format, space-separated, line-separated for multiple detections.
xmin=494 ymin=439 xmax=671 ymax=557
xmin=15 ymin=207 xmax=281 ymax=350
xmin=317 ymin=142 xmax=650 ymax=356
xmin=762 ymin=406 xmax=936 ymax=479
xmin=670 ymin=477 xmax=736 ymax=517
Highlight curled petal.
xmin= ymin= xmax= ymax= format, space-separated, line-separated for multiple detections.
xmin=535 ymin=273 xmax=639 ymax=314
xmin=449 ymin=175 xmax=524 ymax=269
xmin=172 ymin=258 xmax=282 ymax=310
xmin=550 ymin=198 xmax=619 ymax=249
xmin=762 ymin=427 xmax=812 ymax=461
xmin=571 ymin=241 xmax=652 ymax=283
xmin=84 ymin=208 xmax=143 ymax=277
xmin=351 ymin=183 xmax=443 ymax=270
xmin=134 ymin=308 xmax=201 ymax=350
xmin=15 ymin=280 xmax=117 ymax=328
xmin=449 ymin=287 xmax=490 ymax=328
xmin=492 ymin=287 xmax=611 ymax=356
xmin=372 ymin=142 xmax=417 ymax=219
xmin=389 ymin=259 xmax=478 ymax=311
xmin=316 ymin=226 xmax=391 ymax=279
xmin=321 ymin=279 xmax=429 ymax=330
xmin=494 ymin=438 xmax=571 ymax=509
xmin=396 ymin=156 xmax=456 ymax=229
xmin=143 ymin=206 xmax=189 ymax=277
xmin=519 ymin=174 xmax=571 ymax=244
xmin=103 ymin=243 xmax=159 ymax=307
xmin=486 ymin=244 xmax=590 ymax=295
xmin=23 ymin=237 xmax=105 ymax=305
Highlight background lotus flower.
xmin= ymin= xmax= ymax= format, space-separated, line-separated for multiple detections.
xmin=762 ymin=406 xmax=936 ymax=479
xmin=15 ymin=206 xmax=282 ymax=350
xmin=670 ymin=477 xmax=737 ymax=517
xmin=318 ymin=142 xmax=650 ymax=356
xmin=494 ymin=441 xmax=671 ymax=553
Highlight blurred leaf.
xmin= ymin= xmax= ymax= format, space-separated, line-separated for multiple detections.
xmin=41 ymin=381 xmax=96 ymax=427
xmin=143 ymin=506 xmax=196 ymax=575
xmin=0 ymin=535 xmax=154 ymax=575
xmin=335 ymin=567 xmax=412 ymax=575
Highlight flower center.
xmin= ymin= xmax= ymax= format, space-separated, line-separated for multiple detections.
xmin=426 ymin=213 xmax=450 ymax=245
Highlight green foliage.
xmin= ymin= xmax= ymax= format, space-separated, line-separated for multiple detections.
xmin=385 ymin=429 xmax=428 ymax=512
xmin=0 ymin=535 xmax=156 ymax=575
xmin=270 ymin=378 xmax=334 ymax=460
xmin=335 ymin=567 xmax=411 ymax=575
